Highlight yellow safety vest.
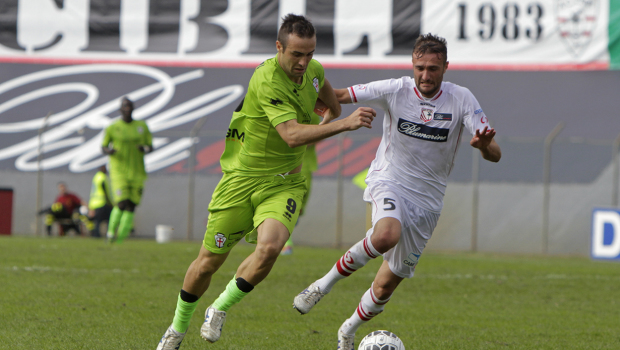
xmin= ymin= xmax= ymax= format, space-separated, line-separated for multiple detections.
xmin=89 ymin=171 xmax=112 ymax=209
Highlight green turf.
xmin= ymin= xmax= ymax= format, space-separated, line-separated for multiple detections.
xmin=1 ymin=236 xmax=619 ymax=349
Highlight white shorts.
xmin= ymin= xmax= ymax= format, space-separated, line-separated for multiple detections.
xmin=364 ymin=180 xmax=440 ymax=278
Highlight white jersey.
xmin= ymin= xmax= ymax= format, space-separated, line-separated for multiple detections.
xmin=349 ymin=77 xmax=490 ymax=213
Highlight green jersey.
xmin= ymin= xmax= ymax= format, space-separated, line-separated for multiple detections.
xmin=102 ymin=119 xmax=152 ymax=181
xmin=89 ymin=171 xmax=112 ymax=209
xmin=301 ymin=112 xmax=321 ymax=175
xmin=220 ymin=55 xmax=325 ymax=176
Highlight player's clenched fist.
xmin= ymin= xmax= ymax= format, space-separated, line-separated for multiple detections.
xmin=344 ymin=107 xmax=376 ymax=130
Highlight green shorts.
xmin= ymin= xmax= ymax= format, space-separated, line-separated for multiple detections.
xmin=110 ymin=176 xmax=144 ymax=205
xmin=203 ymin=172 xmax=307 ymax=254
xmin=300 ymin=171 xmax=313 ymax=215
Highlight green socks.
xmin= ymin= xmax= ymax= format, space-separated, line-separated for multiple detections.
xmin=212 ymin=277 xmax=251 ymax=312
xmin=107 ymin=207 xmax=122 ymax=238
xmin=116 ymin=211 xmax=134 ymax=243
xmin=172 ymin=293 xmax=199 ymax=333
xmin=170 ymin=278 xmax=253 ymax=333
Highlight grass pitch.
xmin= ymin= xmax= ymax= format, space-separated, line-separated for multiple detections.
xmin=1 ymin=236 xmax=619 ymax=350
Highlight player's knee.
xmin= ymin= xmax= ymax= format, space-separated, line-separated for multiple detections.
xmin=125 ymin=202 xmax=136 ymax=212
xmin=255 ymin=242 xmax=282 ymax=263
xmin=194 ymin=255 xmax=220 ymax=277
xmin=371 ymin=226 xmax=400 ymax=253
xmin=373 ymin=282 xmax=396 ymax=300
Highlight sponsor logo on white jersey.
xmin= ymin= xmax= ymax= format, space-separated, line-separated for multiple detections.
xmin=397 ymin=119 xmax=449 ymax=142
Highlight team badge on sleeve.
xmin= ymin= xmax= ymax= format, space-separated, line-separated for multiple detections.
xmin=214 ymin=233 xmax=226 ymax=248
xmin=313 ymin=77 xmax=319 ymax=93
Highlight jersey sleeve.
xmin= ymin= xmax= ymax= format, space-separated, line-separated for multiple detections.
xmin=347 ymin=78 xmax=401 ymax=109
xmin=143 ymin=122 xmax=153 ymax=147
xmin=257 ymin=82 xmax=297 ymax=127
xmin=313 ymin=59 xmax=325 ymax=90
xmin=101 ymin=125 xmax=112 ymax=148
xmin=460 ymin=88 xmax=490 ymax=135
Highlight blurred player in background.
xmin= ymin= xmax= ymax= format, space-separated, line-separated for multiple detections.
xmin=88 ymin=165 xmax=114 ymax=238
xmin=293 ymin=34 xmax=502 ymax=349
xmin=101 ymin=97 xmax=152 ymax=243
xmin=156 ymin=14 xmax=376 ymax=350
xmin=39 ymin=182 xmax=88 ymax=236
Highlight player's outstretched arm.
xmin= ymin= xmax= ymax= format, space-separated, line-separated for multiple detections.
xmin=334 ymin=88 xmax=352 ymax=104
xmin=276 ymin=107 xmax=376 ymax=148
xmin=470 ymin=126 xmax=501 ymax=162
xmin=317 ymin=79 xmax=342 ymax=125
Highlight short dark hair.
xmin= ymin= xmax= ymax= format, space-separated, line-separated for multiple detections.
xmin=413 ymin=33 xmax=448 ymax=63
xmin=277 ymin=14 xmax=315 ymax=51
xmin=122 ymin=96 xmax=133 ymax=107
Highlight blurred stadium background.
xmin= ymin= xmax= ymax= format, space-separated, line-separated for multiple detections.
xmin=1 ymin=0 xmax=620 ymax=258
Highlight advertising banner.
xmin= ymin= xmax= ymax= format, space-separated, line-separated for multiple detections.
xmin=0 ymin=0 xmax=618 ymax=69
xmin=0 ymin=0 xmax=619 ymax=176
xmin=592 ymin=208 xmax=620 ymax=260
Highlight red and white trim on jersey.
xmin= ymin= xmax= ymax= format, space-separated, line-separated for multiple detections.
xmin=348 ymin=86 xmax=358 ymax=103
xmin=413 ymin=87 xmax=442 ymax=101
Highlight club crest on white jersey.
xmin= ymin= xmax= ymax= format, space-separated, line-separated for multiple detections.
xmin=420 ymin=108 xmax=433 ymax=122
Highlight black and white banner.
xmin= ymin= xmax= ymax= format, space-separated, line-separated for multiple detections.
xmin=0 ymin=0 xmax=616 ymax=69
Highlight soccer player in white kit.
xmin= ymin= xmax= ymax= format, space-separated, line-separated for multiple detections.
xmin=293 ymin=34 xmax=502 ymax=349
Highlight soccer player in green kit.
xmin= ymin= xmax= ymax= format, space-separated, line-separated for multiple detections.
xmin=156 ymin=14 xmax=376 ymax=349
xmin=101 ymin=97 xmax=152 ymax=243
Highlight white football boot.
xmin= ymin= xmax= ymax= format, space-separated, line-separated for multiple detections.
xmin=337 ymin=325 xmax=355 ymax=350
xmin=200 ymin=305 xmax=227 ymax=343
xmin=293 ymin=282 xmax=326 ymax=314
xmin=156 ymin=325 xmax=186 ymax=350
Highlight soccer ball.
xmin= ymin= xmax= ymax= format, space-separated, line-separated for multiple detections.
xmin=358 ymin=330 xmax=405 ymax=350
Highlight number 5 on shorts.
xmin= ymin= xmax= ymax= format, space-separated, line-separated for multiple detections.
xmin=383 ymin=198 xmax=396 ymax=211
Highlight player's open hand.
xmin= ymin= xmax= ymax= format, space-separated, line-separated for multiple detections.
xmin=470 ymin=126 xmax=496 ymax=149
xmin=344 ymin=107 xmax=376 ymax=130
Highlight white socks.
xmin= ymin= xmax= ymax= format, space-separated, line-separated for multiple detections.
xmin=340 ymin=284 xmax=390 ymax=335
xmin=315 ymin=237 xmax=380 ymax=293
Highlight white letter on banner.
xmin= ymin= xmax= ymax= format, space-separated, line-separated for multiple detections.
xmin=120 ymin=0 xmax=150 ymax=55
xmin=592 ymin=210 xmax=620 ymax=259
xmin=334 ymin=0 xmax=392 ymax=58
xmin=204 ymin=0 xmax=250 ymax=56
xmin=178 ymin=0 xmax=200 ymax=54
xmin=17 ymin=0 xmax=88 ymax=54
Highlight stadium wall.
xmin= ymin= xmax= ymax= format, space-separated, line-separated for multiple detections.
xmin=2 ymin=155 xmax=617 ymax=257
